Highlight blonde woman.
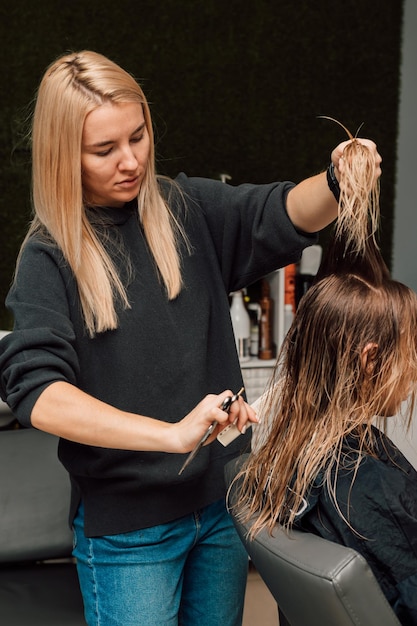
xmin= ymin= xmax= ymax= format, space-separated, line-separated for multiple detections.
xmin=233 ymin=233 xmax=417 ymax=623
xmin=0 ymin=50 xmax=381 ymax=625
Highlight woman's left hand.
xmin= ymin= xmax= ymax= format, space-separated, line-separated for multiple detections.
xmin=331 ymin=138 xmax=382 ymax=183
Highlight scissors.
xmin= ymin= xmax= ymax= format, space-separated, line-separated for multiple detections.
xmin=178 ymin=387 xmax=245 ymax=475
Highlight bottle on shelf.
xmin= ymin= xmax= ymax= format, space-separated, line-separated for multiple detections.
xmin=283 ymin=303 xmax=294 ymax=335
xmin=230 ymin=290 xmax=251 ymax=362
xmin=295 ymin=245 xmax=322 ymax=306
xmin=284 ymin=263 xmax=297 ymax=314
xmin=258 ymin=279 xmax=275 ymax=360
xmin=247 ymin=302 xmax=261 ymax=357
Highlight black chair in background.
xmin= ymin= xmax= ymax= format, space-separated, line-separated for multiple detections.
xmin=0 ymin=426 xmax=86 ymax=625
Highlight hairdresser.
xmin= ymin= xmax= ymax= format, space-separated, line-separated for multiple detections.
xmin=0 ymin=50 xmax=381 ymax=626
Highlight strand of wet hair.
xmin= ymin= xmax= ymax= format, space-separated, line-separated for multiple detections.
xmin=320 ymin=116 xmax=380 ymax=256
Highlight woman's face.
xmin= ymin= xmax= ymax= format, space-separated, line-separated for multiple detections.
xmin=81 ymin=101 xmax=150 ymax=207
xmin=379 ymin=364 xmax=414 ymax=418
xmin=362 ymin=341 xmax=412 ymax=417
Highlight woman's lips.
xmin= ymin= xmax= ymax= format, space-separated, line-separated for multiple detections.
xmin=117 ymin=176 xmax=139 ymax=188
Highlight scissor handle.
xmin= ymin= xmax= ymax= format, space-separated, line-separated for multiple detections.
xmin=221 ymin=386 xmax=245 ymax=413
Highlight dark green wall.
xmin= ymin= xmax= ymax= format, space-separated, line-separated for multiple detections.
xmin=0 ymin=0 xmax=404 ymax=328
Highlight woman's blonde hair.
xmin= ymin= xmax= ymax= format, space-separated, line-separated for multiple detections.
xmin=21 ymin=50 xmax=186 ymax=335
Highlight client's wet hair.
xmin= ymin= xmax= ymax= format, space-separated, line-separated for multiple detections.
xmin=231 ymin=138 xmax=417 ymax=537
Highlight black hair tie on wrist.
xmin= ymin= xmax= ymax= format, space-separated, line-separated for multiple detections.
xmin=327 ymin=162 xmax=340 ymax=203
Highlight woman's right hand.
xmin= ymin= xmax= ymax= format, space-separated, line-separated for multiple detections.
xmin=31 ymin=381 xmax=258 ymax=454
xmin=171 ymin=391 xmax=258 ymax=454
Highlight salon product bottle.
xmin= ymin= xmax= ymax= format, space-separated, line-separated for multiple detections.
xmin=284 ymin=303 xmax=294 ymax=335
xmin=247 ymin=302 xmax=261 ymax=357
xmin=295 ymin=245 xmax=322 ymax=306
xmin=230 ymin=290 xmax=251 ymax=362
xmin=258 ymin=279 xmax=275 ymax=360
xmin=284 ymin=263 xmax=297 ymax=314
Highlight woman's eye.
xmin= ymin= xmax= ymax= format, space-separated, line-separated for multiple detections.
xmin=96 ymin=148 xmax=112 ymax=157
xmin=93 ymin=134 xmax=143 ymax=156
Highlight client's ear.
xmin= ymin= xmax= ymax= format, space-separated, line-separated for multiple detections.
xmin=361 ymin=342 xmax=379 ymax=375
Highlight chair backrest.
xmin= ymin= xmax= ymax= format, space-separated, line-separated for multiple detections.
xmin=225 ymin=460 xmax=401 ymax=626
xmin=0 ymin=427 xmax=74 ymax=562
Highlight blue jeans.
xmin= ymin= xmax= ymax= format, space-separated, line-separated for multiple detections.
xmin=72 ymin=498 xmax=249 ymax=626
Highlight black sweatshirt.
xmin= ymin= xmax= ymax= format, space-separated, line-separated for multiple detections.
xmin=0 ymin=174 xmax=316 ymax=537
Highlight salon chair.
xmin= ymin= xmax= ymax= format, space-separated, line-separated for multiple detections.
xmin=225 ymin=457 xmax=401 ymax=626
xmin=0 ymin=426 xmax=86 ymax=625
